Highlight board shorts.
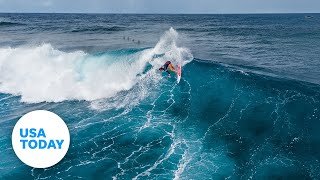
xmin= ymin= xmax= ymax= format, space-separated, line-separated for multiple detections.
xmin=162 ymin=61 xmax=171 ymax=71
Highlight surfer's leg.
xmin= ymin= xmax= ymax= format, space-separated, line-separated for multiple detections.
xmin=168 ymin=64 xmax=177 ymax=73
xmin=166 ymin=70 xmax=171 ymax=78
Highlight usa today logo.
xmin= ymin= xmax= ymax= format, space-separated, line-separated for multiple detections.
xmin=12 ymin=110 xmax=70 ymax=168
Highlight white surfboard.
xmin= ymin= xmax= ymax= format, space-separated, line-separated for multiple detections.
xmin=177 ymin=65 xmax=181 ymax=83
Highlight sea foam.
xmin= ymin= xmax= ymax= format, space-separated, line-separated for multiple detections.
xmin=0 ymin=28 xmax=193 ymax=103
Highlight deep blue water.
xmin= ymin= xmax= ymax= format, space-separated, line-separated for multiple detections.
xmin=0 ymin=13 xmax=320 ymax=179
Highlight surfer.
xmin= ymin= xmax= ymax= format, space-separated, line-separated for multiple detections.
xmin=159 ymin=61 xmax=177 ymax=78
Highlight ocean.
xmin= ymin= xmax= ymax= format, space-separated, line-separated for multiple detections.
xmin=0 ymin=13 xmax=320 ymax=179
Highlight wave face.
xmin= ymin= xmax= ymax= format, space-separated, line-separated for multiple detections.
xmin=1 ymin=54 xmax=319 ymax=179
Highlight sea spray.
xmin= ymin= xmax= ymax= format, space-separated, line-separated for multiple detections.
xmin=0 ymin=28 xmax=193 ymax=103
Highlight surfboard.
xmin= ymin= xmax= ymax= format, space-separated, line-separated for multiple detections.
xmin=177 ymin=65 xmax=181 ymax=83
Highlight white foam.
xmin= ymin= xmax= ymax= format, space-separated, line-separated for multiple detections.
xmin=151 ymin=27 xmax=193 ymax=67
xmin=0 ymin=28 xmax=193 ymax=103
xmin=0 ymin=44 xmax=144 ymax=102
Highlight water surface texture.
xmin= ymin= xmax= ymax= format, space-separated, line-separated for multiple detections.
xmin=0 ymin=14 xmax=320 ymax=179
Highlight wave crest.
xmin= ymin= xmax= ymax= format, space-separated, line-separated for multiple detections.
xmin=0 ymin=28 xmax=193 ymax=103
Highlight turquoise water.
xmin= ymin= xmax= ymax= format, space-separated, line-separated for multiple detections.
xmin=0 ymin=14 xmax=320 ymax=179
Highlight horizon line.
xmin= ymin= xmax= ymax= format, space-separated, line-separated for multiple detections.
xmin=0 ymin=12 xmax=319 ymax=15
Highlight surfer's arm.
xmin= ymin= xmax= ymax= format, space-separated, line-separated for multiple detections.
xmin=168 ymin=64 xmax=177 ymax=73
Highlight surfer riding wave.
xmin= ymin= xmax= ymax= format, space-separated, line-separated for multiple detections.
xmin=159 ymin=61 xmax=177 ymax=78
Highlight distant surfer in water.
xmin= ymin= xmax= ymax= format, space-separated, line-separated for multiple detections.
xmin=159 ymin=61 xmax=177 ymax=78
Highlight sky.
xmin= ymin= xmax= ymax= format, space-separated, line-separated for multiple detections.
xmin=0 ymin=0 xmax=319 ymax=14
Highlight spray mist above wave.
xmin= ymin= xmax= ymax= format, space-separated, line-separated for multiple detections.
xmin=0 ymin=28 xmax=193 ymax=103
xmin=152 ymin=27 xmax=193 ymax=66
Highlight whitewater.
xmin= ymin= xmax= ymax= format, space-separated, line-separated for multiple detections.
xmin=0 ymin=28 xmax=192 ymax=103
